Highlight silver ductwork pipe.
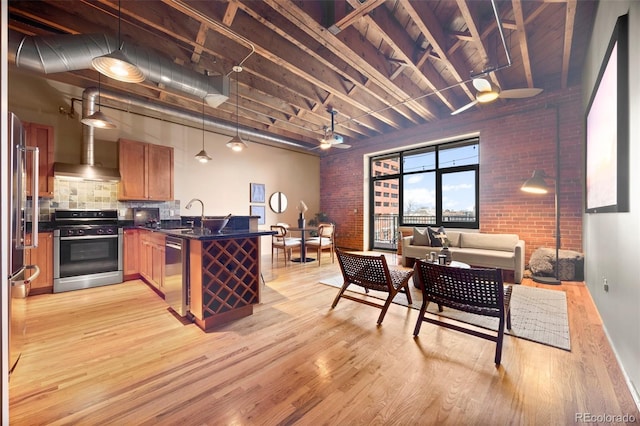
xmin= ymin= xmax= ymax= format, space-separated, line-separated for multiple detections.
xmin=88 ymin=87 xmax=308 ymax=149
xmin=8 ymin=29 xmax=310 ymax=150
xmin=11 ymin=31 xmax=229 ymax=107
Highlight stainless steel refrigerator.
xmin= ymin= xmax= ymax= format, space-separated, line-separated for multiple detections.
xmin=6 ymin=112 xmax=40 ymax=378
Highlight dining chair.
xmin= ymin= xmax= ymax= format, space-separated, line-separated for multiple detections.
xmin=305 ymin=223 xmax=335 ymax=265
xmin=270 ymin=225 xmax=301 ymax=265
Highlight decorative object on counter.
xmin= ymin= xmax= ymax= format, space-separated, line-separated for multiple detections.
xmin=250 ymin=205 xmax=265 ymax=225
xmin=250 ymin=182 xmax=265 ymax=203
xmin=91 ymin=0 xmax=145 ymax=83
xmin=185 ymin=198 xmax=206 ymax=230
xmin=297 ymin=200 xmax=308 ymax=228
xmin=195 ymin=98 xmax=212 ymax=163
xmin=203 ymin=214 xmax=231 ymax=233
xmin=226 ymin=65 xmax=248 ymax=152
xmin=80 ymin=72 xmax=116 ymax=129
xmin=269 ymin=191 xmax=287 ymax=213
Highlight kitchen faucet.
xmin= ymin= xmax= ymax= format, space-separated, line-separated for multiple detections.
xmin=185 ymin=198 xmax=205 ymax=230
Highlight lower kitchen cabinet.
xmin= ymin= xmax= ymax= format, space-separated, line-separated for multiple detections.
xmin=139 ymin=230 xmax=165 ymax=293
xmin=123 ymin=229 xmax=140 ymax=280
xmin=25 ymin=232 xmax=53 ymax=295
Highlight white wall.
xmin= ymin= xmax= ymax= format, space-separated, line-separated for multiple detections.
xmin=8 ymin=71 xmax=321 ymax=255
xmin=582 ymin=2 xmax=640 ymax=404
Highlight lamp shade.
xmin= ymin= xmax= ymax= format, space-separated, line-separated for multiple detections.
xmin=194 ymin=149 xmax=211 ymax=163
xmin=226 ymin=135 xmax=248 ymax=152
xmin=81 ymin=110 xmax=117 ymax=129
xmin=521 ymin=170 xmax=550 ymax=194
xmin=92 ymin=50 xmax=145 ymax=83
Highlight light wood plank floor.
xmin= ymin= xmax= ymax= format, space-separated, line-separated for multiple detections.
xmin=9 ymin=252 xmax=640 ymax=425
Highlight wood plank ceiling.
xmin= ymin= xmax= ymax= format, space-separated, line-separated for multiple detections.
xmin=7 ymin=0 xmax=597 ymax=152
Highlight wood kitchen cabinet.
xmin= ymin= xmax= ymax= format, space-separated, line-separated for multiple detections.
xmin=139 ymin=230 xmax=165 ymax=293
xmin=123 ymin=229 xmax=140 ymax=280
xmin=24 ymin=232 xmax=54 ymax=295
xmin=25 ymin=122 xmax=55 ymax=199
xmin=118 ymin=138 xmax=174 ymax=201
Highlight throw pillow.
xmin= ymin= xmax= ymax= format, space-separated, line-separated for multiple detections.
xmin=412 ymin=227 xmax=431 ymax=246
xmin=427 ymin=226 xmax=448 ymax=247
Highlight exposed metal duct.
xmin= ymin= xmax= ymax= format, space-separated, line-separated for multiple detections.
xmin=11 ymin=31 xmax=229 ymax=107
xmin=54 ymin=86 xmax=309 ymax=181
xmin=89 ymin=86 xmax=309 ymax=149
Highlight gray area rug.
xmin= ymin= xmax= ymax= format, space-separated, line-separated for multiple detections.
xmin=319 ymin=275 xmax=571 ymax=351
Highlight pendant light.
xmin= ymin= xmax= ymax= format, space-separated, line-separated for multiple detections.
xmin=226 ymin=65 xmax=248 ymax=152
xmin=92 ymin=0 xmax=145 ymax=83
xmin=194 ymin=98 xmax=212 ymax=163
xmin=81 ymin=73 xmax=117 ymax=129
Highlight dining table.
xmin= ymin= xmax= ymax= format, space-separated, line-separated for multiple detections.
xmin=288 ymin=227 xmax=316 ymax=263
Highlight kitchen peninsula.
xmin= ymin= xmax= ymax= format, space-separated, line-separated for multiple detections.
xmin=130 ymin=216 xmax=275 ymax=332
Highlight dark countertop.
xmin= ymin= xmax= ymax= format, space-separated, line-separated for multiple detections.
xmin=133 ymin=225 xmax=275 ymax=241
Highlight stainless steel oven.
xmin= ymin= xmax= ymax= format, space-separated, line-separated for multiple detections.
xmin=53 ymin=209 xmax=123 ymax=293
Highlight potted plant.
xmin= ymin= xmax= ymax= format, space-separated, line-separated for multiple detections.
xmin=308 ymin=212 xmax=332 ymax=236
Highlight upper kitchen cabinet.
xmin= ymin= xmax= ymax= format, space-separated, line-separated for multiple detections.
xmin=118 ymin=138 xmax=174 ymax=201
xmin=25 ymin=122 xmax=54 ymax=198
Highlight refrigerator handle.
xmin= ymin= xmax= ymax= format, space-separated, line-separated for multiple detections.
xmin=20 ymin=145 xmax=39 ymax=249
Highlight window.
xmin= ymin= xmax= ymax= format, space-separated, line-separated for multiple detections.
xmin=370 ymin=138 xmax=479 ymax=242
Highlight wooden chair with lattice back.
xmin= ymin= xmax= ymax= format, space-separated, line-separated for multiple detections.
xmin=305 ymin=223 xmax=335 ymax=265
xmin=270 ymin=225 xmax=301 ymax=265
xmin=412 ymin=259 xmax=513 ymax=365
xmin=332 ymin=249 xmax=414 ymax=325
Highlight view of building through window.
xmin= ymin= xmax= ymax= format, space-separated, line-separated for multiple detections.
xmin=370 ymin=138 xmax=479 ymax=250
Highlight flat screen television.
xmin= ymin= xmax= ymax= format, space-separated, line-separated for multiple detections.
xmin=585 ymin=13 xmax=629 ymax=213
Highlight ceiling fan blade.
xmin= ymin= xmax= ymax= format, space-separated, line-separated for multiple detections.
xmin=451 ymin=100 xmax=478 ymax=116
xmin=499 ymin=88 xmax=543 ymax=99
xmin=472 ymin=78 xmax=492 ymax=92
xmin=333 ymin=143 xmax=351 ymax=149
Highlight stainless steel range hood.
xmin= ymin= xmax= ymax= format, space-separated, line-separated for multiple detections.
xmin=53 ymin=163 xmax=120 ymax=182
xmin=53 ymin=87 xmax=121 ymax=182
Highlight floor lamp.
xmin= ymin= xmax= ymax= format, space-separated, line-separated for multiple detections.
xmin=521 ymin=107 xmax=561 ymax=285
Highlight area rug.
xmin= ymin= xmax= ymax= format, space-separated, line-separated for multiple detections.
xmin=319 ymin=275 xmax=571 ymax=351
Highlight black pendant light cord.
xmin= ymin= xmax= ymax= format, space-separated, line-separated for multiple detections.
xmin=202 ymin=97 xmax=206 ymax=150
xmin=117 ymin=0 xmax=122 ymax=49
xmin=236 ymin=75 xmax=240 ymax=137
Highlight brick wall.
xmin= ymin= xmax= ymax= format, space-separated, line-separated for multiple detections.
xmin=321 ymin=87 xmax=584 ymax=264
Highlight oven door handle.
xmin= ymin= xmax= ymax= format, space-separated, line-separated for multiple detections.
xmin=59 ymin=234 xmax=119 ymax=241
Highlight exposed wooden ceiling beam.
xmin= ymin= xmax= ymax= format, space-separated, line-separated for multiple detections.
xmin=511 ymin=0 xmax=534 ymax=88
xmin=561 ymin=0 xmax=577 ymax=88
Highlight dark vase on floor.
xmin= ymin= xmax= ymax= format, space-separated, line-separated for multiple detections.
xmin=440 ymin=246 xmax=452 ymax=264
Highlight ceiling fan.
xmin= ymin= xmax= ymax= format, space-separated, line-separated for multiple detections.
xmin=451 ymin=78 xmax=543 ymax=116
xmin=318 ymin=109 xmax=351 ymax=150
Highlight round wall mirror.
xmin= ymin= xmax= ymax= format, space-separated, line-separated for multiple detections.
xmin=269 ymin=192 xmax=288 ymax=213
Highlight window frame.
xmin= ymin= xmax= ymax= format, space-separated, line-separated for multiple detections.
xmin=370 ymin=137 xmax=480 ymax=231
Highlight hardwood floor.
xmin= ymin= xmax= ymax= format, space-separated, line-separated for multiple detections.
xmin=9 ymin=253 xmax=640 ymax=425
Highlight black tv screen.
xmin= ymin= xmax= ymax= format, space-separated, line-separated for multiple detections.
xmin=585 ymin=13 xmax=629 ymax=213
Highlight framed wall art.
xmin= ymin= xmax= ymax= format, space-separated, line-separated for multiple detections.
xmin=250 ymin=183 xmax=265 ymax=203
xmin=250 ymin=205 xmax=266 ymax=225
xmin=585 ymin=13 xmax=629 ymax=213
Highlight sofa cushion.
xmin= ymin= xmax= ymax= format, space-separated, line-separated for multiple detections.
xmin=427 ymin=226 xmax=448 ymax=247
xmin=459 ymin=233 xmax=518 ymax=252
xmin=412 ymin=227 xmax=431 ymax=246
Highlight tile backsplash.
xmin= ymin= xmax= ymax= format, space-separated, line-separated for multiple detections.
xmin=29 ymin=177 xmax=181 ymax=222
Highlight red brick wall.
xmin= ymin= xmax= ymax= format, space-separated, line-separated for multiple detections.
xmin=321 ymin=87 xmax=584 ymax=264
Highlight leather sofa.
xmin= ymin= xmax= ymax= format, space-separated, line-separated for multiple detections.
xmin=402 ymin=229 xmax=525 ymax=283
